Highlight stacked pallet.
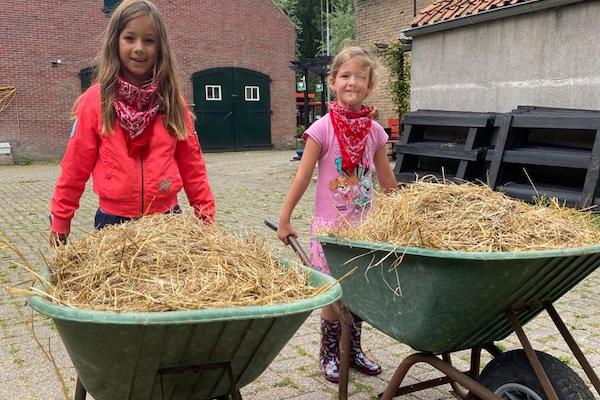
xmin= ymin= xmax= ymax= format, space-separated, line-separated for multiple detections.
xmin=393 ymin=110 xmax=495 ymax=183
xmin=393 ymin=106 xmax=600 ymax=208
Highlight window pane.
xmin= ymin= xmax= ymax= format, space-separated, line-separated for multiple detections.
xmin=79 ymin=66 xmax=97 ymax=92
xmin=245 ymin=86 xmax=259 ymax=101
xmin=103 ymin=0 xmax=121 ymax=15
xmin=206 ymin=85 xmax=221 ymax=101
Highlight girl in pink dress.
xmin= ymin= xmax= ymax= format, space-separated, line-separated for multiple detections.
xmin=278 ymin=46 xmax=397 ymax=383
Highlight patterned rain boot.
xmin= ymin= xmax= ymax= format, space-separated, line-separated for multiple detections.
xmin=349 ymin=316 xmax=382 ymax=376
xmin=319 ymin=318 xmax=341 ymax=383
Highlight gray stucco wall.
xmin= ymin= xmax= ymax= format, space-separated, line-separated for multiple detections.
xmin=410 ymin=1 xmax=600 ymax=112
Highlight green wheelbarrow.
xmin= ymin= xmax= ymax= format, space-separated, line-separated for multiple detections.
xmin=28 ymin=261 xmax=341 ymax=400
xmin=318 ymin=236 xmax=600 ymax=400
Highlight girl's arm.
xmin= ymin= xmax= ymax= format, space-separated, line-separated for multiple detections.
xmin=176 ymin=113 xmax=216 ymax=223
xmin=50 ymin=95 xmax=100 ymax=238
xmin=278 ymin=137 xmax=320 ymax=244
xmin=373 ymin=145 xmax=398 ymax=193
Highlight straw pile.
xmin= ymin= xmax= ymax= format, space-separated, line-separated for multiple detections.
xmin=11 ymin=213 xmax=324 ymax=312
xmin=326 ymin=181 xmax=600 ymax=252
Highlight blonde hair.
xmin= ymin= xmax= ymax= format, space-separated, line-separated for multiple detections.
xmin=329 ymin=46 xmax=377 ymax=88
xmin=95 ymin=0 xmax=191 ymax=139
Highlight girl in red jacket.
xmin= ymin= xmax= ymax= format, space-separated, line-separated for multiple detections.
xmin=50 ymin=0 xmax=215 ymax=245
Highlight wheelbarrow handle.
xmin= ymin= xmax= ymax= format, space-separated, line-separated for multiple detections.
xmin=264 ymin=218 xmax=312 ymax=267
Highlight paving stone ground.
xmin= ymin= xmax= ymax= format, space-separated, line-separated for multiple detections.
xmin=0 ymin=150 xmax=598 ymax=400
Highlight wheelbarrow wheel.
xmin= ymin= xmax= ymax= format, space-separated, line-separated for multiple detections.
xmin=479 ymin=349 xmax=594 ymax=400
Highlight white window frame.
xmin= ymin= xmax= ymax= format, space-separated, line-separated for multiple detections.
xmin=245 ymin=86 xmax=260 ymax=102
xmin=205 ymin=85 xmax=222 ymax=101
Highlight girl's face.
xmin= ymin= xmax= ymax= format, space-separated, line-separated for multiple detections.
xmin=329 ymin=56 xmax=373 ymax=111
xmin=118 ymin=15 xmax=158 ymax=87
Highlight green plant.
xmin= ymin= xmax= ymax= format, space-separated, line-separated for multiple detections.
xmin=295 ymin=124 xmax=306 ymax=138
xmin=16 ymin=156 xmax=33 ymax=165
xmin=380 ymin=42 xmax=411 ymax=114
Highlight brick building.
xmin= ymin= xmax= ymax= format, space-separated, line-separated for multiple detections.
xmin=354 ymin=0 xmax=430 ymax=126
xmin=0 ymin=0 xmax=296 ymax=161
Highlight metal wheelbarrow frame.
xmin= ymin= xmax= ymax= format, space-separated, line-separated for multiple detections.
xmin=28 ymin=261 xmax=342 ymax=400
xmin=318 ymin=236 xmax=600 ymax=400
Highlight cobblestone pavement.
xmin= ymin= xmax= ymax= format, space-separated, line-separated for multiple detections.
xmin=1 ymin=150 xmax=598 ymax=400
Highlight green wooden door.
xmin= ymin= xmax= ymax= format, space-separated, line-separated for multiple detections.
xmin=192 ymin=69 xmax=235 ymax=151
xmin=192 ymin=68 xmax=271 ymax=151
xmin=234 ymin=69 xmax=271 ymax=149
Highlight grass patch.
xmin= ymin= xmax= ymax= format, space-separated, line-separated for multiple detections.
xmin=273 ymin=377 xmax=298 ymax=389
xmin=495 ymin=342 xmax=507 ymax=352
xmin=293 ymin=344 xmax=309 ymax=357
xmin=570 ymin=322 xmax=585 ymax=331
xmin=557 ymin=354 xmax=574 ymax=366
xmin=351 ymin=381 xmax=377 ymax=398
xmin=10 ymin=344 xmax=25 ymax=367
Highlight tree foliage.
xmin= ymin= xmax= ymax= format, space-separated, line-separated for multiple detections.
xmin=320 ymin=0 xmax=354 ymax=55
xmin=273 ymin=0 xmax=355 ymax=58
xmin=380 ymin=42 xmax=411 ymax=113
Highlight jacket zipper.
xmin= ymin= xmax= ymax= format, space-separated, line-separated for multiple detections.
xmin=140 ymin=158 xmax=145 ymax=215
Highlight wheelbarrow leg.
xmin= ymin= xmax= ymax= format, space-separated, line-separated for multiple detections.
xmin=74 ymin=377 xmax=86 ymax=400
xmin=507 ymin=308 xmax=560 ymax=400
xmin=545 ymin=302 xmax=600 ymax=396
xmin=442 ymin=347 xmax=482 ymax=400
xmin=482 ymin=343 xmax=503 ymax=358
xmin=380 ymin=353 xmax=502 ymax=400
xmin=338 ymin=308 xmax=352 ymax=400
xmin=224 ymin=362 xmax=243 ymax=400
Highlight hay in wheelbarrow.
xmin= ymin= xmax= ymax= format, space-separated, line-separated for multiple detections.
xmin=23 ymin=258 xmax=342 ymax=400
xmin=2 ymin=217 xmax=341 ymax=400
xmin=7 ymin=213 xmax=329 ymax=312
xmin=318 ymin=181 xmax=600 ymax=399
xmin=326 ymin=181 xmax=600 ymax=252
xmin=317 ymin=181 xmax=600 ymax=353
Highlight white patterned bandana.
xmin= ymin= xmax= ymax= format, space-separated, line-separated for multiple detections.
xmin=113 ymin=75 xmax=160 ymax=140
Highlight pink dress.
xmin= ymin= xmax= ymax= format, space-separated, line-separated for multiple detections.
xmin=304 ymin=114 xmax=388 ymax=275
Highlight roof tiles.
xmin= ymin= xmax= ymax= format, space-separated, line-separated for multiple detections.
xmin=412 ymin=0 xmax=530 ymax=27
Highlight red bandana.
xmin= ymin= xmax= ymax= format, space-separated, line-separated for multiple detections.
xmin=329 ymin=101 xmax=374 ymax=174
xmin=113 ymin=76 xmax=160 ymax=158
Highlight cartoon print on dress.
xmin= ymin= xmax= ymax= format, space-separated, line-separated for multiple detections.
xmin=357 ymin=175 xmax=373 ymax=206
xmin=329 ymin=175 xmax=359 ymax=204
xmin=329 ymin=150 xmax=373 ymax=214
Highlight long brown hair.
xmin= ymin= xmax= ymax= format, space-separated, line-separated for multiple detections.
xmin=96 ymin=0 xmax=191 ymax=139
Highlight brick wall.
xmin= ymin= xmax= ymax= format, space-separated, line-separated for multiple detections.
xmin=0 ymin=0 xmax=296 ymax=161
xmin=354 ymin=0 xmax=430 ymax=126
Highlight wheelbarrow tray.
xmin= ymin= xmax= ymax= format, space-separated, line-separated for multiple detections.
xmin=28 ymin=260 xmax=341 ymax=400
xmin=318 ymin=236 xmax=600 ymax=354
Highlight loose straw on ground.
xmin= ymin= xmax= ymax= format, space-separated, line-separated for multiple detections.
xmin=326 ymin=180 xmax=600 ymax=252
xmin=4 ymin=213 xmax=326 ymax=312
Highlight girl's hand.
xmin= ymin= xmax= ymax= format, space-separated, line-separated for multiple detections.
xmin=277 ymin=220 xmax=298 ymax=245
xmin=49 ymin=231 xmax=68 ymax=247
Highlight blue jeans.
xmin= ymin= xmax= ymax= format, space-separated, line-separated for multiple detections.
xmin=94 ymin=205 xmax=182 ymax=230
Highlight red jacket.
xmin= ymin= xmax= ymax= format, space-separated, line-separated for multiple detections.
xmin=51 ymin=84 xmax=215 ymax=234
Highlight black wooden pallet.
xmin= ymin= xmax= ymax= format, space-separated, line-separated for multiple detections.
xmin=394 ymin=106 xmax=600 ymax=208
xmin=393 ymin=111 xmax=495 ymax=183
xmin=486 ymin=108 xmax=600 ymax=208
